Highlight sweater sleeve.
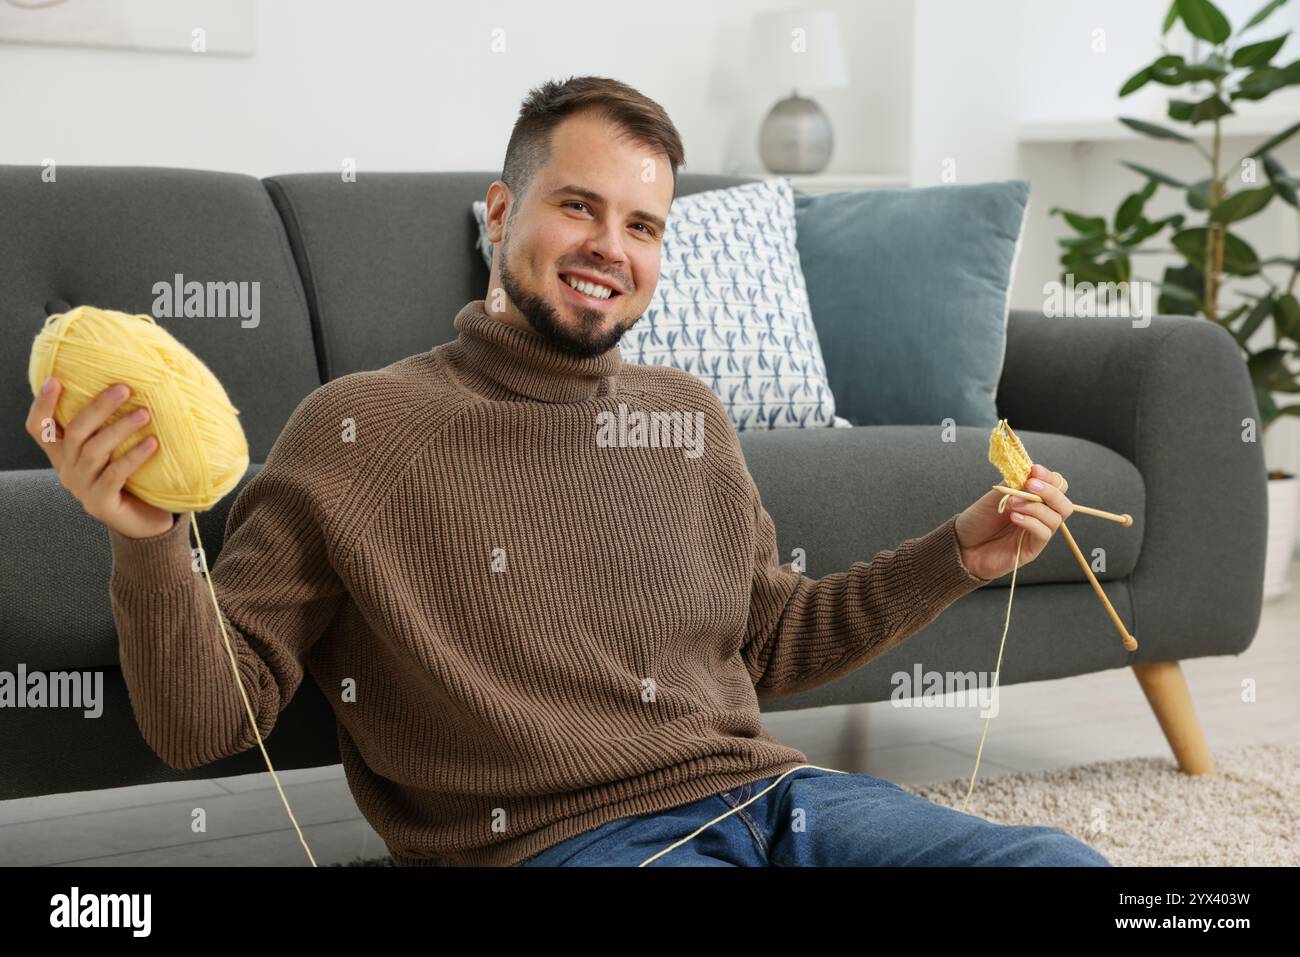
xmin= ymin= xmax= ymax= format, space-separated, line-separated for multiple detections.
xmin=107 ymin=384 xmax=355 ymax=770
xmin=741 ymin=472 xmax=993 ymax=700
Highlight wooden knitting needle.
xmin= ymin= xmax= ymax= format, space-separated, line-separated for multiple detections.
xmin=992 ymin=485 xmax=1139 ymax=652
xmin=1056 ymin=521 xmax=1138 ymax=652
xmin=991 ymin=484 xmax=1133 ymax=527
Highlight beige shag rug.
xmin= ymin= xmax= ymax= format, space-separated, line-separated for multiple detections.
xmin=901 ymin=740 xmax=1299 ymax=866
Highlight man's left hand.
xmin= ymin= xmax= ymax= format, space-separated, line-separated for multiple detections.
xmin=954 ymin=463 xmax=1073 ymax=581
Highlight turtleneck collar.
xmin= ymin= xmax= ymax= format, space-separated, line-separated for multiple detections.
xmin=444 ymin=299 xmax=624 ymax=403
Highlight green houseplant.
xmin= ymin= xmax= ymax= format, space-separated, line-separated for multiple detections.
xmin=1050 ymin=0 xmax=1300 ymax=596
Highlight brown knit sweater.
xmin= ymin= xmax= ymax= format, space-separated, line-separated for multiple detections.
xmin=106 ymin=298 xmax=991 ymax=866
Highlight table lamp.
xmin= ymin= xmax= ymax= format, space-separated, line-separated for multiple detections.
xmin=750 ymin=7 xmax=850 ymax=174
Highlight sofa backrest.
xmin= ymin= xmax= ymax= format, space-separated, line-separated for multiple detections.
xmin=262 ymin=171 xmax=756 ymax=380
xmin=0 ymin=165 xmax=323 ymax=468
xmin=2 ymin=166 xmax=757 ymax=470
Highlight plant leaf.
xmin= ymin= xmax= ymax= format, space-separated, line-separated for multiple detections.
xmin=1243 ymin=0 xmax=1290 ymax=31
xmin=1158 ymin=264 xmax=1205 ymax=314
xmin=1178 ymin=61 xmax=1232 ymax=81
xmin=1255 ymin=383 xmax=1280 ymax=422
xmin=1051 ymin=207 xmax=1108 ymax=234
xmin=1240 ymin=295 xmax=1276 ymax=342
xmin=1275 ymin=294 xmax=1300 ymax=341
xmin=1177 ymin=94 xmax=1233 ymax=123
xmin=1210 ymin=185 xmax=1277 ymax=223
xmin=1187 ymin=178 xmax=1214 ymax=209
xmin=1158 ymin=284 xmax=1202 ymax=312
xmin=1120 ymin=65 xmax=1153 ymax=96
xmin=1176 ymin=0 xmax=1231 ymax=42
xmin=1232 ymin=32 xmax=1290 ymax=67
xmin=1151 ymin=54 xmax=1191 ymax=84
xmin=1122 ymin=212 xmax=1183 ymax=246
xmin=1120 ymin=116 xmax=1194 ymax=142
xmin=1062 ymin=259 xmax=1126 ymax=283
xmin=1197 ymin=95 xmax=1235 ymax=122
xmin=1163 ymin=0 xmax=1180 ymax=33
xmin=1059 ymin=234 xmax=1109 ymax=257
xmin=1261 ymin=154 xmax=1299 ymax=206
xmin=1121 ymin=160 xmax=1187 ymax=187
xmin=1248 ymin=348 xmax=1291 ymax=392
xmin=1162 ymin=264 xmax=1205 ymax=296
xmin=1218 ymin=303 xmax=1252 ymax=330
xmin=1233 ymin=64 xmax=1291 ymax=98
xmin=1246 ymin=118 xmax=1300 ymax=157
xmin=1172 ymin=227 xmax=1262 ymax=274
xmin=1116 ymin=193 xmax=1146 ymax=231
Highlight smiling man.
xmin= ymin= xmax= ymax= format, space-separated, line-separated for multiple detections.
xmin=38 ymin=75 xmax=1109 ymax=868
xmin=484 ymin=93 xmax=670 ymax=359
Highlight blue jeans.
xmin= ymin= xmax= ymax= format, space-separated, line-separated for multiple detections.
xmin=520 ymin=767 xmax=1112 ymax=866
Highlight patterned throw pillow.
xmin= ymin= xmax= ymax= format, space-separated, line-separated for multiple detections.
xmin=471 ymin=177 xmax=842 ymax=430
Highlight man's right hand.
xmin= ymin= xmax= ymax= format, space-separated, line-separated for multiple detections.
xmin=25 ymin=376 xmax=177 ymax=540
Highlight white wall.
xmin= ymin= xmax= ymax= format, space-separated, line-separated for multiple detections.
xmin=911 ymin=0 xmax=1025 ymax=187
xmin=0 ymin=0 xmax=911 ymax=179
xmin=799 ymin=0 xmax=912 ymax=177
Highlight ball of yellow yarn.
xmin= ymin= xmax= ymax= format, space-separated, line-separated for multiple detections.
xmin=28 ymin=305 xmax=250 ymax=513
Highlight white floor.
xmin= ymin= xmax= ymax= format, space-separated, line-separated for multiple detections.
xmin=3 ymin=561 xmax=1297 ymax=867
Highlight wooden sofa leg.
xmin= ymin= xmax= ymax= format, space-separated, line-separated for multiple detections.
xmin=1131 ymin=661 xmax=1216 ymax=775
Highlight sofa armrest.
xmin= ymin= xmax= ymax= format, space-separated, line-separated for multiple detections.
xmin=996 ymin=310 xmax=1268 ymax=659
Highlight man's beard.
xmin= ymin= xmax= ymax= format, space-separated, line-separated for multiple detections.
xmin=499 ymin=243 xmax=631 ymax=359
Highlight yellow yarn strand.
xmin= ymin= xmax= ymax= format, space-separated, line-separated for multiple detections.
xmin=960 ymin=517 xmax=1026 ymax=814
xmin=638 ymin=764 xmax=852 ymax=866
xmin=188 ymin=513 xmax=317 ymax=867
xmin=29 ymin=306 xmax=312 ymax=865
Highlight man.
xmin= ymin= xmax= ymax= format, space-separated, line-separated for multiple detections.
xmin=25 ymin=75 xmax=1108 ymax=867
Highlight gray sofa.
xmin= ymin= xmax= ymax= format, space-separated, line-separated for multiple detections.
xmin=0 ymin=165 xmax=1266 ymax=807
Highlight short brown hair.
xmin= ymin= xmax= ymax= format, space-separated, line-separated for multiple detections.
xmin=501 ymin=75 xmax=686 ymax=214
